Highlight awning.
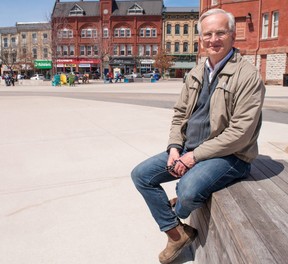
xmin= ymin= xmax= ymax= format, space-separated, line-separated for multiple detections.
xmin=170 ymin=61 xmax=196 ymax=69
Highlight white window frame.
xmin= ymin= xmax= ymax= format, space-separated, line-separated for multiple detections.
xmin=138 ymin=45 xmax=144 ymax=56
xmin=262 ymin=13 xmax=269 ymax=39
xmin=271 ymin=11 xmax=279 ymax=38
xmin=127 ymin=44 xmax=132 ymax=56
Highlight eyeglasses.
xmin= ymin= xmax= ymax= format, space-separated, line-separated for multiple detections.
xmin=202 ymin=30 xmax=231 ymax=40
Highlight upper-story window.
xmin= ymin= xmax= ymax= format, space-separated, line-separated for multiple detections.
xmin=167 ymin=24 xmax=171 ymax=34
xmin=3 ymin=38 xmax=8 ymax=48
xmin=211 ymin=0 xmax=218 ymax=5
xmin=183 ymin=24 xmax=189 ymax=35
xmin=114 ymin=27 xmax=131 ymax=38
xmin=127 ymin=3 xmax=144 ymax=15
xmin=11 ymin=37 xmax=16 ymax=48
xmin=174 ymin=42 xmax=180 ymax=53
xmin=81 ymin=28 xmax=97 ymax=38
xmin=166 ymin=42 xmax=171 ymax=52
xmin=43 ymin=47 xmax=48 ymax=58
xmin=58 ymin=28 xmax=73 ymax=38
xmin=262 ymin=13 xmax=269 ymax=39
xmin=43 ymin=33 xmax=48 ymax=44
xmin=271 ymin=11 xmax=279 ymax=38
xmin=194 ymin=24 xmax=199 ymax=35
xmin=21 ymin=33 xmax=26 ymax=45
xmin=175 ymin=24 xmax=180 ymax=35
xmin=183 ymin=42 xmax=189 ymax=53
xmin=32 ymin=33 xmax=37 ymax=44
xmin=194 ymin=42 xmax=198 ymax=53
xmin=103 ymin=27 xmax=109 ymax=38
xmin=32 ymin=47 xmax=37 ymax=59
xmin=69 ymin=4 xmax=85 ymax=16
xmin=139 ymin=27 xmax=157 ymax=37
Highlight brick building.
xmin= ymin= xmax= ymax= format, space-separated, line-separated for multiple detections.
xmin=0 ymin=22 xmax=51 ymax=77
xmin=52 ymin=0 xmax=163 ymax=76
xmin=162 ymin=7 xmax=199 ymax=78
xmin=200 ymin=0 xmax=288 ymax=84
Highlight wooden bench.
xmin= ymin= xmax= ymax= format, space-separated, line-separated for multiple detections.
xmin=189 ymin=155 xmax=288 ymax=264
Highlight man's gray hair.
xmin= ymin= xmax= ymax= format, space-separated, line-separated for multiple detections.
xmin=197 ymin=9 xmax=235 ymax=36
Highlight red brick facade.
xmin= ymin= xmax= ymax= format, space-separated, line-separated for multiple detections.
xmin=200 ymin=0 xmax=288 ymax=84
xmin=52 ymin=0 xmax=162 ymax=76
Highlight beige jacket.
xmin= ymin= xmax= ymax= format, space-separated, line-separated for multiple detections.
xmin=168 ymin=49 xmax=266 ymax=163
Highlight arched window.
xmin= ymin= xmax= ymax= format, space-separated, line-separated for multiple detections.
xmin=81 ymin=28 xmax=97 ymax=38
xmin=139 ymin=27 xmax=157 ymax=37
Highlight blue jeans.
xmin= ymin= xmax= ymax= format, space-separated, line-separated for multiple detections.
xmin=131 ymin=151 xmax=250 ymax=232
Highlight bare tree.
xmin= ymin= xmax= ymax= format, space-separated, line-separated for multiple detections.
xmin=153 ymin=50 xmax=175 ymax=78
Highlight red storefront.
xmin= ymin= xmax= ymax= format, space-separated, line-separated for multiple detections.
xmin=56 ymin=58 xmax=101 ymax=73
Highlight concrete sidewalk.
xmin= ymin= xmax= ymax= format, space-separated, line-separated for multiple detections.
xmin=0 ymin=82 xmax=287 ymax=264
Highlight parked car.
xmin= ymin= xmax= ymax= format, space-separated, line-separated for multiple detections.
xmin=30 ymin=74 xmax=45 ymax=80
xmin=142 ymin=72 xmax=161 ymax=80
xmin=124 ymin=72 xmax=142 ymax=79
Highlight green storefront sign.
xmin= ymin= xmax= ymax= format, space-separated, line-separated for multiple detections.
xmin=34 ymin=60 xmax=52 ymax=69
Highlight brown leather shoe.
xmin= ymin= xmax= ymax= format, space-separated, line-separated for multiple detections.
xmin=159 ymin=223 xmax=197 ymax=264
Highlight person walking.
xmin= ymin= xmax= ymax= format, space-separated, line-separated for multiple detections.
xmin=131 ymin=8 xmax=265 ymax=264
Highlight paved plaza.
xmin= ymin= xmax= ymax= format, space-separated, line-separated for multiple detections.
xmin=0 ymin=80 xmax=288 ymax=264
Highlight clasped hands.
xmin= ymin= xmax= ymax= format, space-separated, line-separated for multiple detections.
xmin=167 ymin=148 xmax=196 ymax=178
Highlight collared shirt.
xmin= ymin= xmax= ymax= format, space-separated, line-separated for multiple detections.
xmin=205 ymin=48 xmax=234 ymax=83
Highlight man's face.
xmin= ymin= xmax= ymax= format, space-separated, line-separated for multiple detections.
xmin=200 ymin=13 xmax=236 ymax=65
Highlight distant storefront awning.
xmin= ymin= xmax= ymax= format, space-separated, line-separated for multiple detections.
xmin=34 ymin=60 xmax=52 ymax=69
xmin=109 ymin=58 xmax=135 ymax=66
xmin=170 ymin=61 xmax=196 ymax=69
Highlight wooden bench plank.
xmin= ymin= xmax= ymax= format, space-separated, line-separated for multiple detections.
xmin=229 ymin=180 xmax=288 ymax=264
xmin=212 ymin=188 xmax=277 ymax=264
xmin=252 ymin=158 xmax=288 ymax=194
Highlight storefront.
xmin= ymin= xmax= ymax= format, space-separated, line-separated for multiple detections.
xmin=109 ymin=58 xmax=136 ymax=75
xmin=56 ymin=58 xmax=100 ymax=74
xmin=169 ymin=61 xmax=196 ymax=78
xmin=139 ymin=59 xmax=155 ymax=74
xmin=34 ymin=60 xmax=53 ymax=79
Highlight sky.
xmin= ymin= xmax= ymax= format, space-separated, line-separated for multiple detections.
xmin=0 ymin=0 xmax=199 ymax=27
